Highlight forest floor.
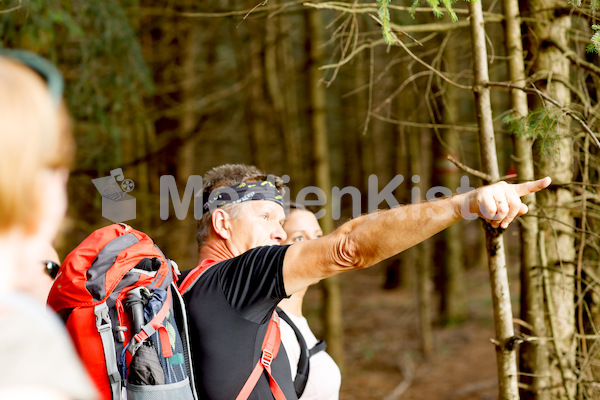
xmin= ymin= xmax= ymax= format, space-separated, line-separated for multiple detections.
xmin=304 ymin=253 xmax=508 ymax=400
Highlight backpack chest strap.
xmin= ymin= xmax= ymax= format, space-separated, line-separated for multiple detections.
xmin=235 ymin=310 xmax=287 ymax=400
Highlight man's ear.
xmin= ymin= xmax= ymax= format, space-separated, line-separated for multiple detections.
xmin=212 ymin=208 xmax=231 ymax=240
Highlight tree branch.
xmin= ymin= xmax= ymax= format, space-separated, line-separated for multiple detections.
xmin=305 ymin=2 xmax=504 ymax=33
xmin=179 ymin=1 xmax=304 ymax=18
xmin=370 ymin=113 xmax=480 ymax=132
xmin=389 ymin=15 xmax=503 ymax=34
xmin=389 ymin=32 xmax=472 ymax=91
xmin=0 ymin=2 xmax=22 ymax=14
xmin=447 ymin=155 xmax=493 ymax=182
xmin=320 ymin=38 xmax=387 ymax=71
xmin=446 ymin=154 xmax=516 ymax=183
xmin=486 ymin=81 xmax=600 ymax=149
xmin=304 ymin=2 xmax=504 ymax=21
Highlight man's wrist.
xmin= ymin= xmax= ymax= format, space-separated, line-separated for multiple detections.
xmin=449 ymin=192 xmax=478 ymax=221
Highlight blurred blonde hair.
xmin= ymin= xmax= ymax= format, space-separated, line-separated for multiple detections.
xmin=0 ymin=57 xmax=74 ymax=234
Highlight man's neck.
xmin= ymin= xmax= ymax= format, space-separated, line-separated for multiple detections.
xmin=197 ymin=240 xmax=236 ymax=265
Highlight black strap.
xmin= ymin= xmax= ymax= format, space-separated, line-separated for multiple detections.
xmin=309 ymin=340 xmax=327 ymax=357
xmin=277 ymin=308 xmax=310 ymax=397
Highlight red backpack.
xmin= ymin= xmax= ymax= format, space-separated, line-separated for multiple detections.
xmin=47 ymin=224 xmax=197 ymax=400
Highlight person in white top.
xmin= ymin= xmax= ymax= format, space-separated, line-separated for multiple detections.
xmin=278 ymin=204 xmax=342 ymax=400
xmin=0 ymin=50 xmax=98 ymax=400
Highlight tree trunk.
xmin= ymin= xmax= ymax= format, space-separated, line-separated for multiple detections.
xmin=264 ymin=2 xmax=304 ymax=193
xmin=526 ymin=1 xmax=576 ymax=398
xmin=437 ymin=30 xmax=467 ymax=325
xmin=306 ymin=7 xmax=344 ymax=369
xmin=244 ymin=21 xmax=270 ymax=171
xmin=409 ymin=129 xmax=434 ymax=357
xmin=384 ymin=70 xmax=413 ymax=291
xmin=279 ymin=13 xmax=305 ymax=192
xmin=501 ymin=0 xmax=550 ymax=398
xmin=354 ymin=49 xmax=375 ymax=192
xmin=176 ymin=18 xmax=201 ymax=267
xmin=469 ymin=2 xmax=520 ymax=398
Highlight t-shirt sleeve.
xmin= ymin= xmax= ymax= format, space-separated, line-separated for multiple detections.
xmin=216 ymin=245 xmax=290 ymax=323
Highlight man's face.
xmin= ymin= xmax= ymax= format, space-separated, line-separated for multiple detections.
xmin=228 ymin=200 xmax=287 ymax=253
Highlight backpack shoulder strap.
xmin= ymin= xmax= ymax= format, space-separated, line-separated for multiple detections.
xmin=277 ymin=307 xmax=310 ymax=397
xmin=309 ymin=340 xmax=327 ymax=356
xmin=178 ymin=259 xmax=218 ymax=295
xmin=236 ymin=310 xmax=286 ymax=400
xmin=94 ymin=302 xmax=122 ymax=400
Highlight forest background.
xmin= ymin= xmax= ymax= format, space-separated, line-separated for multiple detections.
xmin=2 ymin=0 xmax=600 ymax=399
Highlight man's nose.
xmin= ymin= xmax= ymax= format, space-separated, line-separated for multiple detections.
xmin=272 ymin=224 xmax=287 ymax=243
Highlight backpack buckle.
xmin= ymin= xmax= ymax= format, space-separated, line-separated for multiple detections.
xmin=261 ymin=350 xmax=274 ymax=367
xmin=94 ymin=303 xmax=111 ymax=330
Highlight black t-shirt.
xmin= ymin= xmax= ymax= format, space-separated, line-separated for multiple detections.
xmin=183 ymin=245 xmax=296 ymax=400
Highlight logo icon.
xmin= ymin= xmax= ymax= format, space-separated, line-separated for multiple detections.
xmin=92 ymin=168 xmax=136 ymax=223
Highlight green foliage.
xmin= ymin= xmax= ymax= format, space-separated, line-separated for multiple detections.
xmin=1 ymin=0 xmax=153 ymax=170
xmin=377 ymin=0 xmax=465 ymax=44
xmin=66 ymin=0 xmax=153 ymax=169
xmin=586 ymin=24 xmax=600 ymax=54
xmin=503 ymin=108 xmax=563 ymax=155
xmin=0 ymin=0 xmax=83 ymax=57
xmin=377 ymin=0 xmax=397 ymax=44
xmin=568 ymin=2 xmax=600 ymax=53
xmin=410 ymin=0 xmax=461 ymax=22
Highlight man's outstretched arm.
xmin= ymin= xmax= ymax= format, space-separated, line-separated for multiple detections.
xmin=282 ymin=177 xmax=551 ymax=295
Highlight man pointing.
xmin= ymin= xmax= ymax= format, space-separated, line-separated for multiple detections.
xmin=181 ymin=164 xmax=550 ymax=400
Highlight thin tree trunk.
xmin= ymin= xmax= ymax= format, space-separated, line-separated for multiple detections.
xmin=469 ymin=2 xmax=519 ymax=399
xmin=502 ymin=0 xmax=550 ymax=398
xmin=279 ymin=14 xmax=305 ymax=192
xmin=355 ymin=49 xmax=375 ymax=192
xmin=385 ymin=71 xmax=413 ymax=291
xmin=526 ymin=1 xmax=576 ymax=398
xmin=306 ymin=7 xmax=344 ymax=369
xmin=176 ymin=19 xmax=201 ymax=267
xmin=244 ymin=22 xmax=269 ymax=171
xmin=409 ymin=129 xmax=434 ymax=357
xmin=438 ymin=31 xmax=467 ymax=325
xmin=264 ymin=3 xmax=304 ymax=192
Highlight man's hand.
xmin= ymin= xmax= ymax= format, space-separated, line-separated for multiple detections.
xmin=467 ymin=177 xmax=551 ymax=229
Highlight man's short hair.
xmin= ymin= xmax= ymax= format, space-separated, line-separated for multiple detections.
xmin=196 ymin=164 xmax=286 ymax=247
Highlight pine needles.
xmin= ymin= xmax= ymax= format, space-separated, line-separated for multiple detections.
xmin=376 ymin=0 xmax=464 ymax=45
xmin=503 ymin=108 xmax=563 ymax=155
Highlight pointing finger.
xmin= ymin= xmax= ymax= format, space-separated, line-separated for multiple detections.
xmin=513 ymin=177 xmax=551 ymax=197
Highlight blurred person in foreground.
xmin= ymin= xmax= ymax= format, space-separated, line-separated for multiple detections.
xmin=278 ymin=203 xmax=341 ymax=399
xmin=0 ymin=50 xmax=98 ymax=400
xmin=182 ymin=163 xmax=551 ymax=400
xmin=14 ymin=242 xmax=61 ymax=304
